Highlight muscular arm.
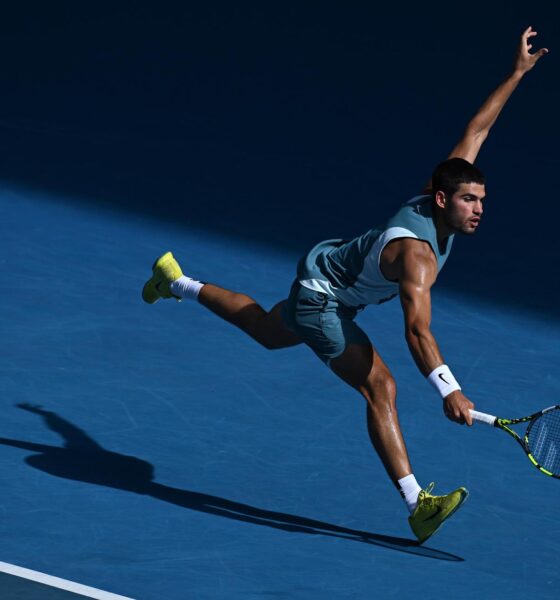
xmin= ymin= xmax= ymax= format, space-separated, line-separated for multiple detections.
xmin=395 ymin=239 xmax=474 ymax=423
xmin=397 ymin=241 xmax=443 ymax=375
xmin=448 ymin=26 xmax=547 ymax=163
xmin=446 ymin=71 xmax=524 ymax=166
xmin=423 ymin=27 xmax=548 ymax=192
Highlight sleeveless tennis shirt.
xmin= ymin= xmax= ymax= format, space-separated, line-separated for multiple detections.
xmin=297 ymin=195 xmax=454 ymax=308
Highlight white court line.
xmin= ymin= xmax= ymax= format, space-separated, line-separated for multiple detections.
xmin=0 ymin=562 xmax=135 ymax=600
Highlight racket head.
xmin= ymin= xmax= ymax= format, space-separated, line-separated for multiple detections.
xmin=525 ymin=405 xmax=560 ymax=478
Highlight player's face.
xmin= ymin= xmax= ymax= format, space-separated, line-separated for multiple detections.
xmin=442 ymin=182 xmax=485 ymax=235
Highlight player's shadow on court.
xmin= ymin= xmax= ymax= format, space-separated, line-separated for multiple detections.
xmin=1 ymin=404 xmax=462 ymax=562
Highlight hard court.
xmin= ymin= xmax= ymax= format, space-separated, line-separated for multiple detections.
xmin=2 ymin=4 xmax=560 ymax=599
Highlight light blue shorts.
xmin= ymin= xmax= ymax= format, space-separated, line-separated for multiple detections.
xmin=282 ymin=280 xmax=371 ymax=365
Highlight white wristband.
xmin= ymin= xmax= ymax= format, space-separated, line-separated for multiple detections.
xmin=427 ymin=364 xmax=461 ymax=398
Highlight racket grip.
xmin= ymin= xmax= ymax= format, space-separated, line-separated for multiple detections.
xmin=469 ymin=409 xmax=497 ymax=426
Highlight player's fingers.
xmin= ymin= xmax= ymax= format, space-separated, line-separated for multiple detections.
xmin=444 ymin=408 xmax=458 ymax=423
xmin=534 ymin=48 xmax=549 ymax=60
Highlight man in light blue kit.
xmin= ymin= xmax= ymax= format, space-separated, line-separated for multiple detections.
xmin=142 ymin=28 xmax=547 ymax=543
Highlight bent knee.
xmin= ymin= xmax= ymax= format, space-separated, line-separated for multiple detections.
xmin=365 ymin=364 xmax=397 ymax=406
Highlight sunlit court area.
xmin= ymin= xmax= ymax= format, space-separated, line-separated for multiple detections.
xmin=3 ymin=4 xmax=560 ymax=599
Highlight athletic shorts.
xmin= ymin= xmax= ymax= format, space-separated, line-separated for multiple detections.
xmin=281 ymin=280 xmax=371 ymax=366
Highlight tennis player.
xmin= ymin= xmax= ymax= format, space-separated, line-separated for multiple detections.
xmin=142 ymin=28 xmax=547 ymax=543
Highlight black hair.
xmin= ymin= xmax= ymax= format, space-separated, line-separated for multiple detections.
xmin=431 ymin=157 xmax=485 ymax=201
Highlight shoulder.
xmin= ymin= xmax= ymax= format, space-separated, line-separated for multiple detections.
xmin=396 ymin=238 xmax=438 ymax=285
xmin=391 ymin=237 xmax=436 ymax=262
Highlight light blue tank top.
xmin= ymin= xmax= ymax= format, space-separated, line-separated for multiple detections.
xmin=297 ymin=195 xmax=453 ymax=307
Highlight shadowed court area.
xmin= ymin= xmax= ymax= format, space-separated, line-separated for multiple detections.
xmin=0 ymin=405 xmax=462 ymax=563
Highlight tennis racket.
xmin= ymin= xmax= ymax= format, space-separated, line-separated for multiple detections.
xmin=469 ymin=406 xmax=560 ymax=478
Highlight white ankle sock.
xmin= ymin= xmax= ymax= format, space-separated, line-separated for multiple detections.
xmin=170 ymin=275 xmax=205 ymax=300
xmin=398 ymin=474 xmax=422 ymax=513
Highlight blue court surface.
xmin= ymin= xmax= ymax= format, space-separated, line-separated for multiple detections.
xmin=3 ymin=3 xmax=560 ymax=599
xmin=3 ymin=186 xmax=560 ymax=599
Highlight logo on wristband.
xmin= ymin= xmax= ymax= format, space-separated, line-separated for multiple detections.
xmin=438 ymin=373 xmax=450 ymax=385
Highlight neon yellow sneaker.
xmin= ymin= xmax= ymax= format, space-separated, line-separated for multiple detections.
xmin=408 ymin=483 xmax=468 ymax=544
xmin=142 ymin=251 xmax=184 ymax=304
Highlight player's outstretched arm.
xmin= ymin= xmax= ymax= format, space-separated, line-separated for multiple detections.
xmin=397 ymin=240 xmax=474 ymax=424
xmin=423 ymin=27 xmax=548 ymax=193
xmin=447 ymin=26 xmax=548 ymax=165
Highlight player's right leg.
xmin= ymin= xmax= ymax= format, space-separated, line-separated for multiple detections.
xmin=283 ymin=284 xmax=468 ymax=544
xmin=142 ymin=251 xmax=302 ymax=350
xmin=329 ymin=343 xmax=468 ymax=543
xmin=329 ymin=343 xmax=413 ymax=483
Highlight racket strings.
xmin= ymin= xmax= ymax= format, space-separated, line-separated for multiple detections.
xmin=527 ymin=409 xmax=560 ymax=476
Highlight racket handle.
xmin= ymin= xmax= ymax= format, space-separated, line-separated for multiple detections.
xmin=469 ymin=409 xmax=497 ymax=426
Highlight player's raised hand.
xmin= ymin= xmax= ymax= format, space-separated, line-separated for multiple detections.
xmin=515 ymin=26 xmax=548 ymax=74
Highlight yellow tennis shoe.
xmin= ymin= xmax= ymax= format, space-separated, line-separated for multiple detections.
xmin=142 ymin=251 xmax=184 ymax=304
xmin=408 ymin=483 xmax=468 ymax=544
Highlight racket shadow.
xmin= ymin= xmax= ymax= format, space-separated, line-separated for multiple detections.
xmin=1 ymin=404 xmax=463 ymax=562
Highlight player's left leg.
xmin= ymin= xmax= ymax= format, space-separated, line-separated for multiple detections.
xmin=142 ymin=251 xmax=303 ymax=350
xmin=198 ymin=284 xmax=302 ymax=350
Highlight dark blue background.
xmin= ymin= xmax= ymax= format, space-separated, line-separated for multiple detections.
xmin=1 ymin=1 xmax=558 ymax=316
